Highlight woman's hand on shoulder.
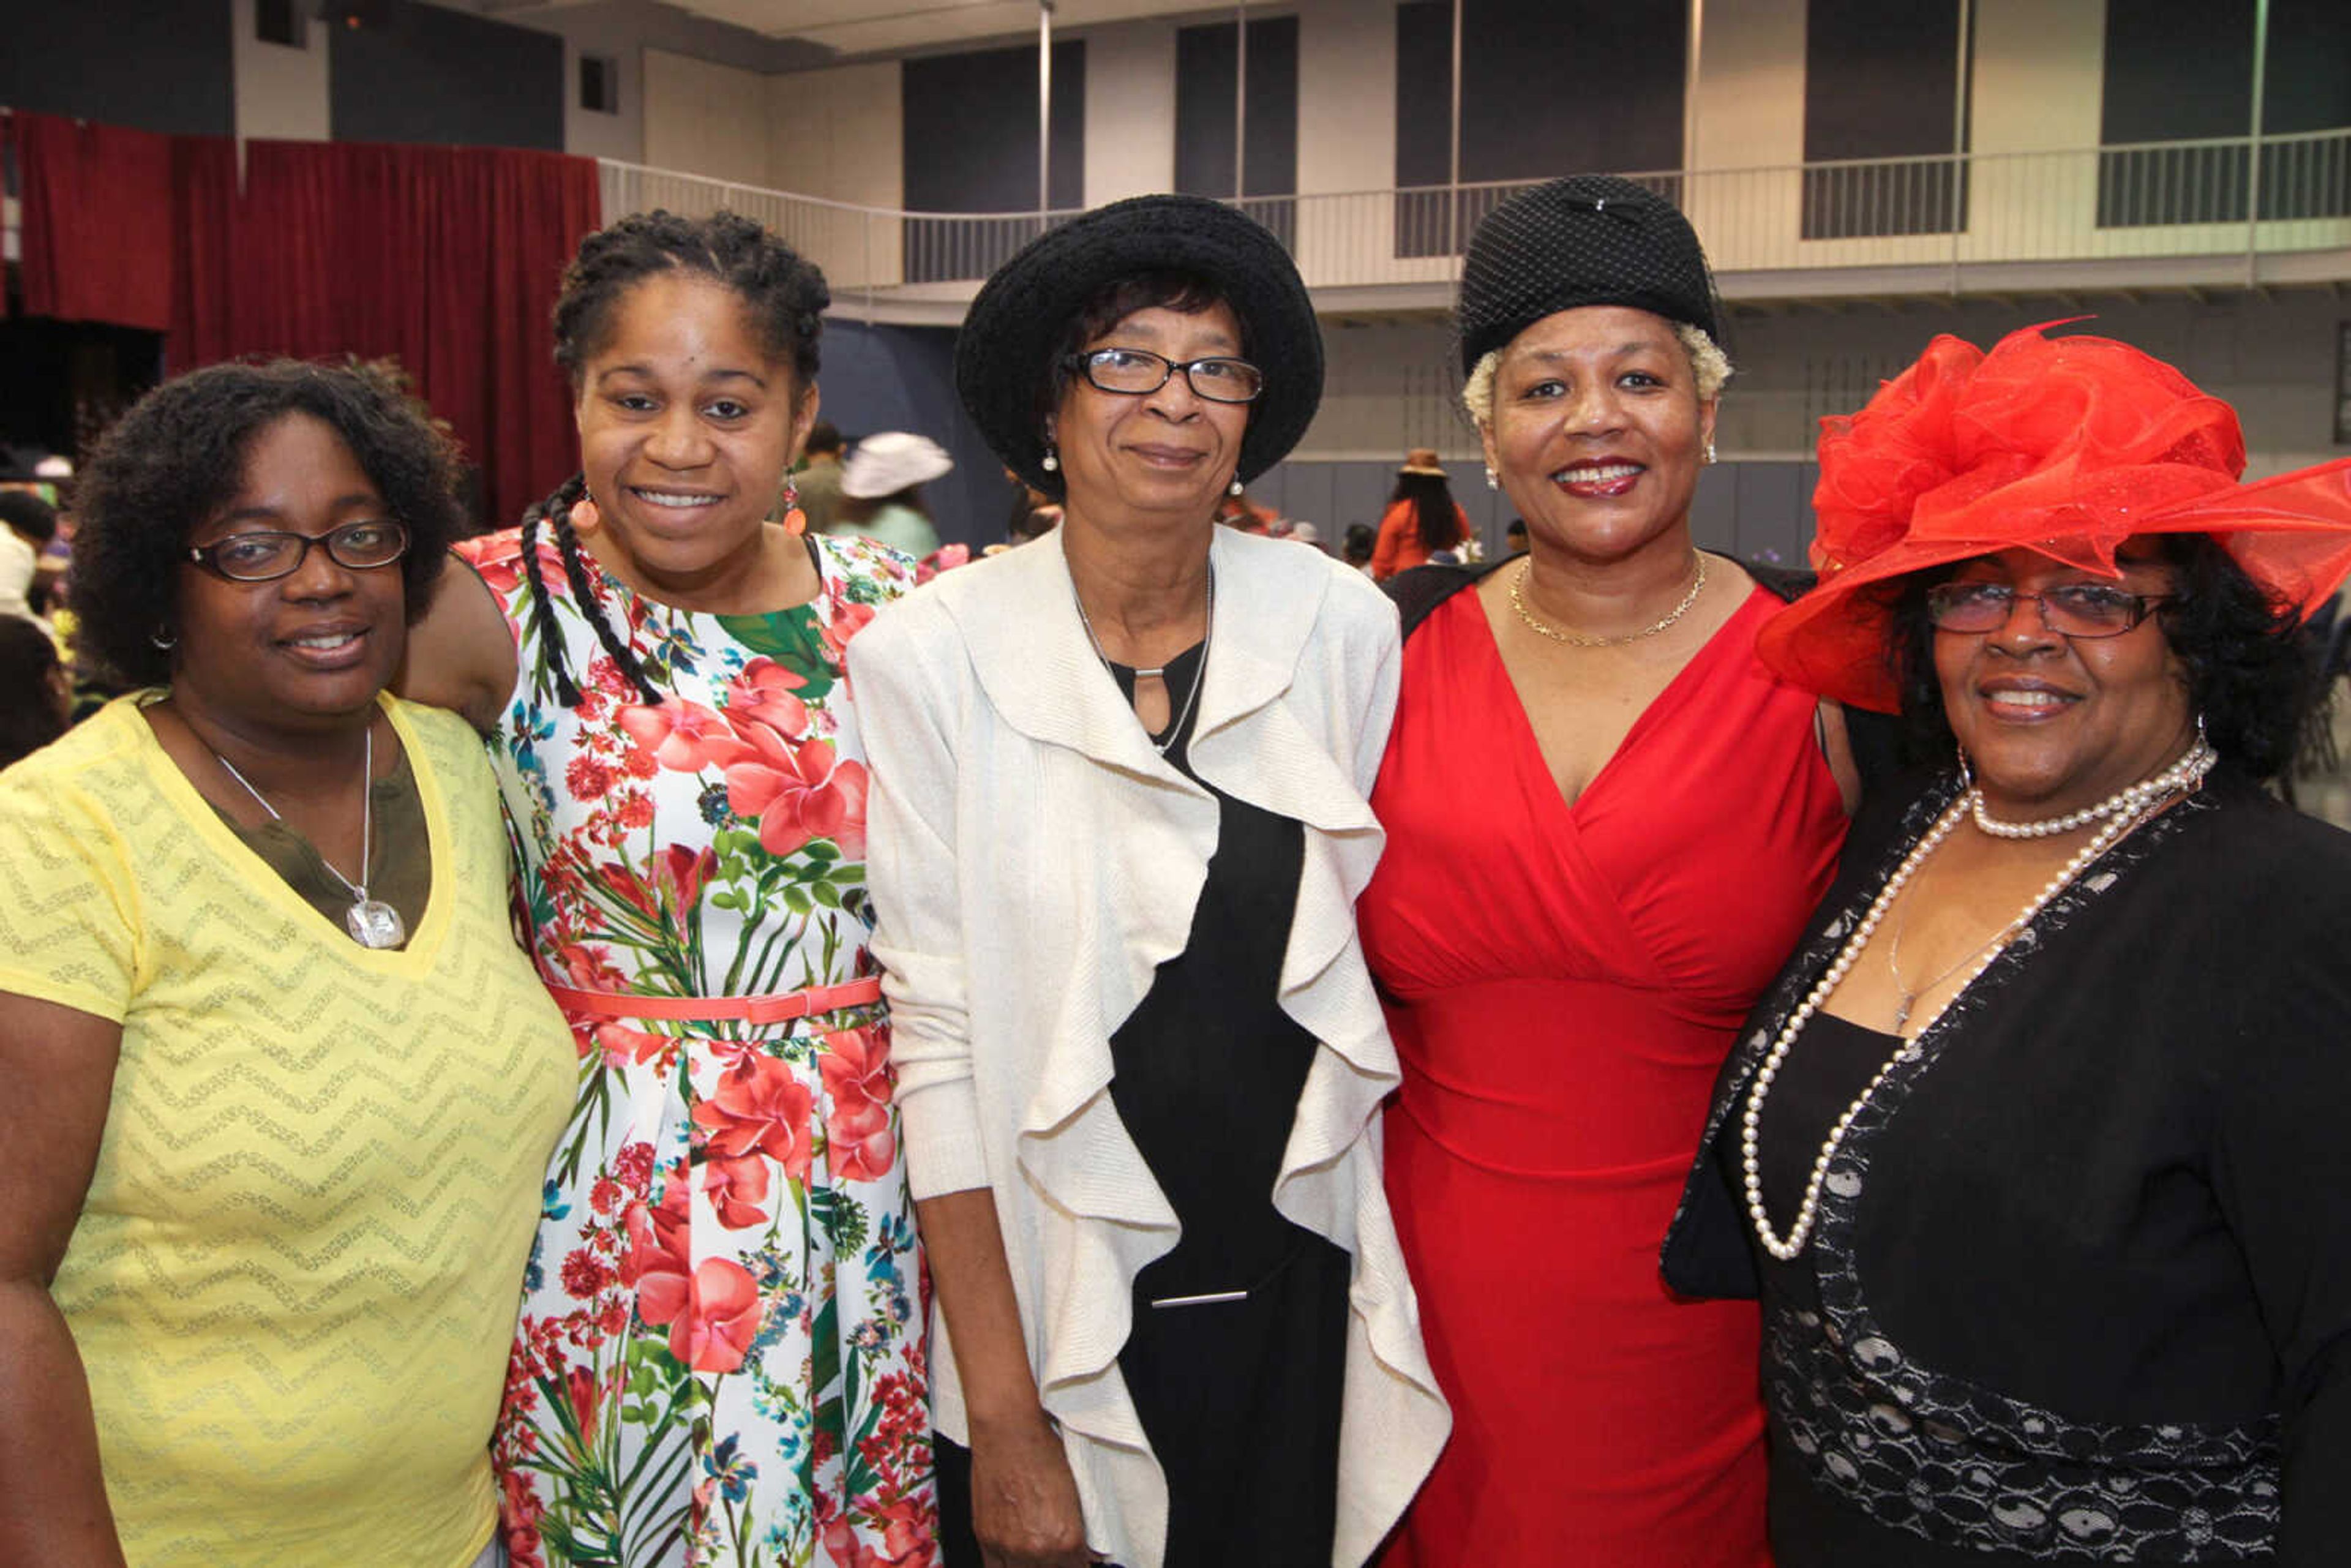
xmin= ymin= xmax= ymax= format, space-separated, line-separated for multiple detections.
xmin=967 ymin=1408 xmax=1092 ymax=1568
xmin=396 ymin=550 xmax=520 ymax=734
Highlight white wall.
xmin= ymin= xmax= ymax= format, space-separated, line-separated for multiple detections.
xmin=643 ymin=48 xmax=772 ymax=187
xmin=231 ymin=0 xmax=329 ymax=144
xmin=770 ymin=62 xmax=902 ymax=205
xmin=1082 ymin=20 xmax=1178 ymax=206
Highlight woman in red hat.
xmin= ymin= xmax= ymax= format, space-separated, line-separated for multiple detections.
xmin=1665 ymin=321 xmax=2351 ymax=1566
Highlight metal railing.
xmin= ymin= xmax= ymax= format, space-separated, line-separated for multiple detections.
xmin=598 ymin=126 xmax=2351 ymax=315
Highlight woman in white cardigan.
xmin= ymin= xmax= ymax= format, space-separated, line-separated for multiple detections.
xmin=849 ymin=195 xmax=1447 ymax=1568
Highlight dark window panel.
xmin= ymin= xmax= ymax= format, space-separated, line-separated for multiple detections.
xmin=900 ymin=40 xmax=1086 ymax=282
xmin=2098 ymin=0 xmax=2349 ymax=224
xmin=329 ymin=1 xmax=563 ymax=151
xmin=1457 ymin=0 xmax=1684 ymax=184
xmin=1801 ymin=0 xmax=1968 ymax=238
xmin=1174 ymin=16 xmax=1299 ymax=200
xmin=0 ymin=0 xmax=233 ymax=137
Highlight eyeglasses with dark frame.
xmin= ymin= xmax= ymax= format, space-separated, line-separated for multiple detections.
xmin=1925 ymin=580 xmax=2177 ymax=639
xmin=1063 ymin=348 xmax=1265 ymax=405
xmin=187 ymin=521 xmax=411 ymax=583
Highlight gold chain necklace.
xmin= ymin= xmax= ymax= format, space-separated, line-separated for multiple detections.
xmin=1510 ymin=553 xmax=1707 ymax=648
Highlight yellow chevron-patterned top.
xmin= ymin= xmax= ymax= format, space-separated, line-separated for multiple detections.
xmin=0 ymin=694 xmax=575 ymax=1567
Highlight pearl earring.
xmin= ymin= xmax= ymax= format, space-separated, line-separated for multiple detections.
xmin=1485 ymin=467 xmax=1499 ymax=491
xmin=1040 ymin=448 xmax=1059 ymax=473
xmin=1229 ymin=477 xmax=1245 ymax=497
xmin=1703 ymin=438 xmax=1718 ymax=466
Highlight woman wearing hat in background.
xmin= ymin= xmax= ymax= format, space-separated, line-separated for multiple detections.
xmin=839 ymin=430 xmax=953 ymax=559
xmin=1358 ymin=174 xmax=1861 ymax=1564
xmin=1663 ymin=324 xmax=2351 ymax=1566
xmin=1369 ymin=448 xmax=1471 ymax=580
xmin=851 ymin=193 xmax=1448 ymax=1568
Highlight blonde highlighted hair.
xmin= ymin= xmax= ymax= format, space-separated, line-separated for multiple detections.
xmin=1461 ymin=321 xmax=1731 ymax=426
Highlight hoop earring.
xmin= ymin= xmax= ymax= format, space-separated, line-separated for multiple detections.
xmin=151 ymin=626 xmax=178 ymax=652
xmin=1485 ymin=467 xmax=1499 ymax=491
xmin=1040 ymin=448 xmax=1059 ymax=473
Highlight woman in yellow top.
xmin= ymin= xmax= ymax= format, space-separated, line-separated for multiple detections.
xmin=0 ymin=361 xmax=576 ymax=1567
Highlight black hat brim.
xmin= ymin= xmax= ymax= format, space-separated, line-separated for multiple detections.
xmin=954 ymin=194 xmax=1323 ymax=500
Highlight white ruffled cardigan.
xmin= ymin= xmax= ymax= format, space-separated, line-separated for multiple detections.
xmin=849 ymin=525 xmax=1449 ymax=1568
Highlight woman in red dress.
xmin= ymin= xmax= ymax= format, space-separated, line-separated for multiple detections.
xmin=1370 ymin=448 xmax=1472 ymax=580
xmin=1360 ymin=176 xmax=1859 ymax=1564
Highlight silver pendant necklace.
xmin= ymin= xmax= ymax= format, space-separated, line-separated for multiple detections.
xmin=213 ymin=726 xmax=406 ymax=949
xmin=1073 ymin=566 xmax=1214 ymax=756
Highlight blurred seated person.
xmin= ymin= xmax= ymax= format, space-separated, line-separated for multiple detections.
xmin=0 ymin=617 xmax=67 ymax=769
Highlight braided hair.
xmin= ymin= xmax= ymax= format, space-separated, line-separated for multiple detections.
xmin=525 ymin=209 xmax=830 ymax=708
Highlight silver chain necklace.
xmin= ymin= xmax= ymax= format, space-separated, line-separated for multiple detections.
xmin=213 ymin=727 xmax=406 ymax=949
xmin=1073 ymin=566 xmax=1213 ymax=756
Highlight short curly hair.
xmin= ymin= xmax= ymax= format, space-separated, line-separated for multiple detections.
xmin=1888 ymin=535 xmax=2318 ymax=779
xmin=70 ymin=359 xmax=467 ymax=688
xmin=552 ymin=208 xmax=829 ymax=386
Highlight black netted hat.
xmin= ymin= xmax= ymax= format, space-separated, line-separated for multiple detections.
xmin=1456 ymin=175 xmax=1722 ymax=375
xmin=956 ymin=193 xmax=1324 ymax=498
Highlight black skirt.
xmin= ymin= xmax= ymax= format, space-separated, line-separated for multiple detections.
xmin=937 ymin=643 xmax=1349 ymax=1568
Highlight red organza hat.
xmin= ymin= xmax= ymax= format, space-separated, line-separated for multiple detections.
xmin=1757 ymin=321 xmax=2351 ymax=712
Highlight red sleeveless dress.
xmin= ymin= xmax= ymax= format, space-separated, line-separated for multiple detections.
xmin=1362 ymin=583 xmax=1847 ymax=1566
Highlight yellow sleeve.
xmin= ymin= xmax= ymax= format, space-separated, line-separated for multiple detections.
xmin=0 ymin=755 xmax=143 ymax=1024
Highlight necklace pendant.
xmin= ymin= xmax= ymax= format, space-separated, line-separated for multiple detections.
xmin=1891 ymin=992 xmax=1913 ymax=1032
xmin=346 ymin=898 xmax=406 ymax=950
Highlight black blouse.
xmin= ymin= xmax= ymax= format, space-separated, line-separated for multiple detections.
xmin=1667 ymin=768 xmax=2351 ymax=1566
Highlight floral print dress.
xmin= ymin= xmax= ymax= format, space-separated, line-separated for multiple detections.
xmin=455 ymin=527 xmax=936 ymax=1568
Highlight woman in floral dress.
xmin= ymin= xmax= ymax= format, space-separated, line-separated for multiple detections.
xmin=408 ymin=210 xmax=934 ymax=1567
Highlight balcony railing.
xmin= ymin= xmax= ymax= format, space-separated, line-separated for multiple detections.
xmin=598 ymin=127 xmax=2351 ymax=318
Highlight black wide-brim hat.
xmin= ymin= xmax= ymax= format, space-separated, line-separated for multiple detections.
xmin=955 ymin=193 xmax=1324 ymax=499
xmin=1456 ymin=174 xmax=1723 ymax=375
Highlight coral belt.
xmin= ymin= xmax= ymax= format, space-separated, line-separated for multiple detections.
xmin=545 ymin=977 xmax=884 ymax=1024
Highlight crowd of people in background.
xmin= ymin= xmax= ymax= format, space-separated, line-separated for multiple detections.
xmin=6 ymin=174 xmax=2351 ymax=1568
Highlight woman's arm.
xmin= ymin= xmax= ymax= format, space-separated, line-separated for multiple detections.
xmin=918 ymin=1190 xmax=1090 ymax=1568
xmin=0 ymin=993 xmax=128 ymax=1568
xmin=848 ymin=619 xmax=1089 ymax=1568
xmin=395 ymin=552 xmax=520 ymax=735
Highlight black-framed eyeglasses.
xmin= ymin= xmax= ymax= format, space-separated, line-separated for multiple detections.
xmin=1925 ymin=581 xmax=2176 ymax=639
xmin=187 ymin=521 xmax=411 ymax=582
xmin=1064 ymin=347 xmax=1265 ymax=404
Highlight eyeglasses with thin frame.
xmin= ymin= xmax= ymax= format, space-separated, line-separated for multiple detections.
xmin=1925 ymin=580 xmax=2177 ymax=639
xmin=187 ymin=520 xmax=411 ymax=582
xmin=1064 ymin=347 xmax=1265 ymax=405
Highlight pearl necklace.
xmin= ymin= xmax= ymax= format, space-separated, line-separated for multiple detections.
xmin=1742 ymin=741 xmax=2216 ymax=1262
xmin=1510 ymin=553 xmax=1707 ymax=648
xmin=1971 ymin=740 xmax=2217 ymax=837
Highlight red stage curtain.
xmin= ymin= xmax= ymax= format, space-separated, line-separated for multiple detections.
xmin=14 ymin=111 xmax=177 ymax=332
xmin=17 ymin=122 xmax=601 ymax=530
xmin=212 ymin=140 xmax=601 ymax=528
xmin=168 ymin=136 xmax=241 ymax=369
